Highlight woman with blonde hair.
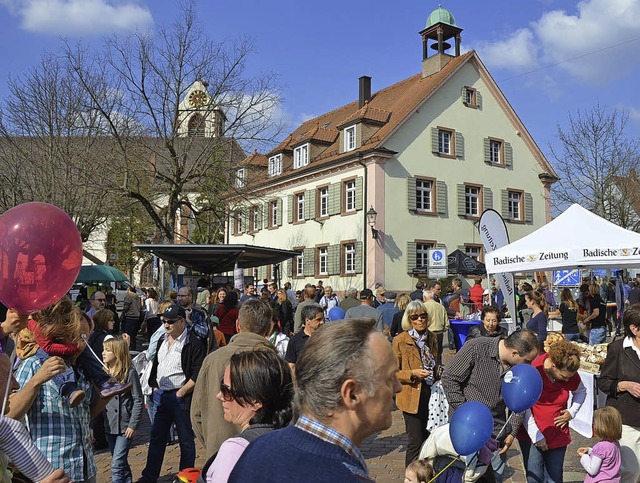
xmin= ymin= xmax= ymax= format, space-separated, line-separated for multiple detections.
xmin=393 ymin=300 xmax=438 ymax=466
xmin=391 ymin=293 xmax=411 ymax=337
xmin=102 ymin=336 xmax=144 ymax=483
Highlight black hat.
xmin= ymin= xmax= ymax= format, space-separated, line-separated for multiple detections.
xmin=360 ymin=288 xmax=374 ymax=299
xmin=163 ymin=304 xmax=186 ymax=320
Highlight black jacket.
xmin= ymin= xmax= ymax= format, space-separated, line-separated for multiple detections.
xmin=598 ymin=338 xmax=640 ymax=427
xmin=148 ymin=329 xmax=206 ymax=406
xmin=466 ymin=323 xmax=508 ymax=341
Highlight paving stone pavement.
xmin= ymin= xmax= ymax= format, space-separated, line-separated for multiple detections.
xmin=94 ymin=340 xmax=594 ymax=482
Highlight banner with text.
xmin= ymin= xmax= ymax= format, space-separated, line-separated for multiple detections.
xmin=479 ymin=209 xmax=517 ymax=320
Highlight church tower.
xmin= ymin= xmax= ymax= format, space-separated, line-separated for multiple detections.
xmin=177 ymin=79 xmax=226 ymax=138
xmin=419 ymin=6 xmax=463 ymax=78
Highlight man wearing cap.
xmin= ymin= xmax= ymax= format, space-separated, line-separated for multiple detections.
xmin=345 ymin=289 xmax=384 ymax=332
xmin=140 ymin=304 xmax=206 ymax=483
xmin=377 ymin=292 xmax=398 ymax=329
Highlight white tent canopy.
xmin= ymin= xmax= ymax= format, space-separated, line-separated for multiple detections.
xmin=485 ymin=204 xmax=640 ymax=273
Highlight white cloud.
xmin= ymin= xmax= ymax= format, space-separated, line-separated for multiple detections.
xmin=473 ymin=0 xmax=640 ymax=85
xmin=0 ymin=0 xmax=153 ymax=36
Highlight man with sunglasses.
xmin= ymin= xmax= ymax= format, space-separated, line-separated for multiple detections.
xmin=86 ymin=291 xmax=106 ymax=319
xmin=140 ymin=304 xmax=205 ymax=483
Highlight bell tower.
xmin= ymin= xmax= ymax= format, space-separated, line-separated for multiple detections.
xmin=419 ymin=6 xmax=463 ymax=78
xmin=177 ymin=79 xmax=226 ymax=138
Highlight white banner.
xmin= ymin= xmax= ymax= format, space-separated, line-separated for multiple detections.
xmin=478 ymin=209 xmax=517 ymax=320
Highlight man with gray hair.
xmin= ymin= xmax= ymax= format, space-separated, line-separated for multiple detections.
xmin=190 ymin=299 xmax=274 ymax=456
xmin=229 ymin=318 xmax=402 ymax=482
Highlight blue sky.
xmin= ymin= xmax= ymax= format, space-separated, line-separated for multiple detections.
xmin=1 ymin=0 xmax=639 ymax=162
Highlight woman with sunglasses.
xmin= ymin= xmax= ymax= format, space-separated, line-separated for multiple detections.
xmin=393 ymin=300 xmax=439 ymax=467
xmin=203 ymin=348 xmax=294 ymax=482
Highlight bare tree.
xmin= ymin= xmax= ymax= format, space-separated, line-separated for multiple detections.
xmin=63 ymin=1 xmax=285 ymax=244
xmin=0 ymin=54 xmax=116 ymax=242
xmin=551 ymin=104 xmax=640 ymax=227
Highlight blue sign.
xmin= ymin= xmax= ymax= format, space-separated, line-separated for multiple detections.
xmin=553 ymin=270 xmax=580 ymax=286
xmin=431 ymin=250 xmax=443 ymax=262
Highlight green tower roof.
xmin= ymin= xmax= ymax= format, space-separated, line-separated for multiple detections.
xmin=426 ymin=6 xmax=456 ymax=28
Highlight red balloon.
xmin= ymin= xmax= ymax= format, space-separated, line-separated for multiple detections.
xmin=0 ymin=202 xmax=83 ymax=314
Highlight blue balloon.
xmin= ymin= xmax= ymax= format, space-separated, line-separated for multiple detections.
xmin=502 ymin=363 xmax=543 ymax=413
xmin=327 ymin=306 xmax=345 ymax=321
xmin=449 ymin=401 xmax=494 ymax=456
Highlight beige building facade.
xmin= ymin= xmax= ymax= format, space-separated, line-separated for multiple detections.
xmin=227 ymin=8 xmax=558 ymax=292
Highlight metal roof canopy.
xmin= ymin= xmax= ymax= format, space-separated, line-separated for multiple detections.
xmin=135 ymin=244 xmax=302 ymax=274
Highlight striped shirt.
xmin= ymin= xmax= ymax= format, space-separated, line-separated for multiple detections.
xmin=0 ymin=415 xmax=54 ymax=481
xmin=14 ymin=356 xmax=96 ymax=481
xmin=440 ymin=336 xmax=524 ymax=437
xmin=295 ymin=415 xmax=372 ymax=481
xmin=156 ymin=328 xmax=188 ymax=390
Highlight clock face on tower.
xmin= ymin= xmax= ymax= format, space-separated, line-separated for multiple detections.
xmin=189 ymin=90 xmax=208 ymax=108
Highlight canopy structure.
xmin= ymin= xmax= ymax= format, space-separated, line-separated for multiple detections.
xmin=485 ymin=204 xmax=640 ymax=274
xmin=447 ymin=249 xmax=486 ymax=275
xmin=135 ymin=244 xmax=302 ymax=274
xmin=76 ymin=265 xmax=128 ymax=283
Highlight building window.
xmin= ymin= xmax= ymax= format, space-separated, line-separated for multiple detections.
xmin=269 ymin=200 xmax=278 ymax=228
xmin=463 ymin=87 xmax=477 ymax=108
xmin=318 ymin=187 xmax=329 ymax=218
xmin=295 ymin=193 xmax=305 ymax=222
xmin=250 ymin=206 xmax=259 ymax=232
xmin=416 ymin=179 xmax=433 ymax=212
xmin=464 ymin=245 xmax=483 ymax=261
xmin=235 ymin=211 xmax=243 ymax=234
xmin=317 ymin=247 xmax=328 ymax=276
xmin=268 ymin=154 xmax=282 ymax=177
xmin=344 ymin=180 xmax=356 ymax=213
xmin=294 ymin=250 xmax=304 ymax=277
xmin=236 ymin=168 xmax=245 ymax=188
xmin=465 ymin=185 xmax=480 ymax=217
xmin=344 ymin=126 xmax=356 ymax=152
xmin=438 ymin=129 xmax=453 ymax=155
xmin=490 ymin=139 xmax=503 ymax=164
xmin=508 ymin=190 xmax=523 ymax=221
xmin=416 ymin=242 xmax=433 ymax=268
xmin=188 ymin=113 xmax=205 ymax=137
xmin=343 ymin=242 xmax=356 ymax=274
xmin=293 ymin=144 xmax=309 ymax=169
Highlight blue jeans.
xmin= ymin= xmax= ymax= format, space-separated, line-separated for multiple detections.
xmin=105 ymin=433 xmax=133 ymax=483
xmin=140 ymin=390 xmax=195 ymax=482
xmin=519 ymin=438 xmax=567 ymax=483
xmin=564 ymin=333 xmax=581 ymax=342
xmin=589 ymin=326 xmax=606 ymax=345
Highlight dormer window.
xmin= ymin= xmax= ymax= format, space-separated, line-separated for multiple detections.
xmin=344 ymin=125 xmax=356 ymax=152
xmin=293 ymin=144 xmax=309 ymax=169
xmin=268 ymin=154 xmax=282 ymax=177
xmin=236 ymin=168 xmax=245 ymax=188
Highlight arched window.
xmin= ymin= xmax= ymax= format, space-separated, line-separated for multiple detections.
xmin=140 ymin=259 xmax=154 ymax=287
xmin=188 ymin=113 xmax=205 ymax=137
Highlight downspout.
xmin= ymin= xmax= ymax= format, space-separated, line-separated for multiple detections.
xmin=357 ymin=154 xmax=368 ymax=288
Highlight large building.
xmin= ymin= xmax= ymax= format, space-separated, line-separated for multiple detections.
xmin=226 ymin=7 xmax=558 ymax=293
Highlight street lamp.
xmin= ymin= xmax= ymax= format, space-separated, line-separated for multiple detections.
xmin=366 ymin=206 xmax=379 ymax=239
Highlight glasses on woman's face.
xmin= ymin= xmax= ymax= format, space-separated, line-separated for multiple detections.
xmin=409 ymin=313 xmax=428 ymax=321
xmin=219 ymin=379 xmax=235 ymax=402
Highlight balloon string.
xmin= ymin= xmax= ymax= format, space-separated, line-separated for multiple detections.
xmin=428 ymin=456 xmax=459 ymax=483
xmin=495 ymin=412 xmax=514 ymax=441
xmin=81 ymin=334 xmax=107 ymax=369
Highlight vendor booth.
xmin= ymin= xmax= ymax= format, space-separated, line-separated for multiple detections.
xmin=480 ymin=203 xmax=637 ymax=437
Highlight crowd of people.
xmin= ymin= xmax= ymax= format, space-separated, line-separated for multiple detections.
xmin=0 ymin=273 xmax=639 ymax=483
